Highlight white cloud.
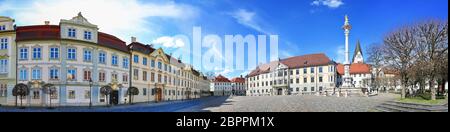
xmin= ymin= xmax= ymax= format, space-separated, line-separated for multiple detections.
xmin=335 ymin=45 xmax=345 ymax=63
xmin=311 ymin=0 xmax=344 ymax=8
xmin=1 ymin=0 xmax=197 ymax=43
xmin=152 ymin=36 xmax=186 ymax=48
xmin=215 ymin=68 xmax=233 ymax=77
xmin=230 ymin=9 xmax=270 ymax=34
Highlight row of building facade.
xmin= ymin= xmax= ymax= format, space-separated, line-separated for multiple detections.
xmin=0 ymin=13 xmax=210 ymax=106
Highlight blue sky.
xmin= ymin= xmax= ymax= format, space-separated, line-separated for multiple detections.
xmin=0 ymin=0 xmax=448 ymax=78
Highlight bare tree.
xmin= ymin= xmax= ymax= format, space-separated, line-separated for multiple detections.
xmin=415 ymin=20 xmax=448 ymax=100
xmin=382 ymin=26 xmax=418 ymax=99
xmin=367 ymin=43 xmax=384 ymax=91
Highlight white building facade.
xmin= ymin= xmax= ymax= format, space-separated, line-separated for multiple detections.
xmin=247 ymin=54 xmax=337 ymax=96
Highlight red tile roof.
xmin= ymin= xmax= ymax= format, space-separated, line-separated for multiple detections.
xmin=16 ymin=25 xmax=129 ymax=52
xmin=281 ymin=53 xmax=333 ymax=69
xmin=128 ymin=42 xmax=155 ymax=54
xmin=16 ymin=25 xmax=60 ymax=41
xmin=337 ymin=63 xmax=372 ymax=75
xmin=214 ymin=75 xmax=231 ymax=82
xmin=247 ymin=53 xmax=334 ymax=77
xmin=230 ymin=77 xmax=245 ymax=83
xmin=98 ymin=32 xmax=128 ymax=53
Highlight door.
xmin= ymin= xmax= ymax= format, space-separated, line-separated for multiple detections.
xmin=155 ymin=88 xmax=162 ymax=102
xmin=110 ymin=90 xmax=119 ymax=105
xmin=277 ymin=88 xmax=283 ymax=95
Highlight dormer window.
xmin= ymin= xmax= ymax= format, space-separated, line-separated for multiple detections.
xmin=68 ymin=28 xmax=76 ymax=38
xmin=84 ymin=31 xmax=92 ymax=40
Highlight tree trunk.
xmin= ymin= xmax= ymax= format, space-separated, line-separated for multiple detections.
xmin=401 ymin=84 xmax=406 ymax=99
xmin=430 ymin=79 xmax=436 ymax=100
xmin=15 ymin=96 xmax=17 ymax=107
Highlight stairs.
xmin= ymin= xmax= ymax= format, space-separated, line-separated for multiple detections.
xmin=375 ymin=101 xmax=448 ymax=112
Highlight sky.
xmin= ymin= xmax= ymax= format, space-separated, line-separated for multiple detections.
xmin=0 ymin=0 xmax=448 ymax=78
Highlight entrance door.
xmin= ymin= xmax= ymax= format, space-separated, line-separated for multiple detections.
xmin=155 ymin=88 xmax=162 ymax=102
xmin=277 ymin=88 xmax=283 ymax=95
xmin=110 ymin=90 xmax=119 ymax=105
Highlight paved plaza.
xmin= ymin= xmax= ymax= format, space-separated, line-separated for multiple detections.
xmin=0 ymin=93 xmax=399 ymax=112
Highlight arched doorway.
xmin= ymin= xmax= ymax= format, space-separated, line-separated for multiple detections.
xmin=110 ymin=90 xmax=119 ymax=105
xmin=277 ymin=88 xmax=283 ymax=95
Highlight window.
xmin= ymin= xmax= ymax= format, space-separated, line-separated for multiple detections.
xmin=84 ymin=50 xmax=92 ymax=62
xmin=303 ymin=87 xmax=307 ymax=92
xmin=50 ymin=47 xmax=59 ymax=59
xmin=143 ymin=57 xmax=147 ymax=65
xmin=122 ymin=58 xmax=129 ymax=69
xmin=158 ymin=74 xmax=162 ymax=83
xmin=99 ymin=52 xmax=106 ymax=64
xmin=133 ymin=69 xmax=139 ymax=80
xmin=19 ymin=48 xmax=28 ymax=60
xmin=311 ymin=77 xmax=315 ymax=83
xmin=134 ymin=55 xmax=139 ymax=63
xmin=33 ymin=90 xmax=40 ymax=99
xmin=0 ymin=59 xmax=7 ymax=73
xmin=311 ymin=87 xmax=315 ymax=92
xmin=158 ymin=62 xmax=162 ymax=69
xmin=143 ymin=88 xmax=147 ymax=96
xmin=84 ymin=31 xmax=92 ymax=40
xmin=68 ymin=90 xmax=76 ymax=99
xmin=33 ymin=47 xmax=42 ymax=59
xmin=67 ymin=69 xmax=76 ymax=80
xmin=296 ymin=78 xmax=300 ymax=84
xmin=151 ymin=60 xmax=155 ymax=68
xmin=0 ymin=38 xmax=8 ymax=50
xmin=143 ymin=71 xmax=148 ymax=81
xmin=123 ymin=74 xmax=128 ymax=83
xmin=296 ymin=70 xmax=299 ymax=75
xmin=0 ymin=84 xmax=7 ymax=97
xmin=164 ymin=64 xmax=167 ymax=71
xmin=68 ymin=28 xmax=76 ymax=38
xmin=0 ymin=25 xmax=5 ymax=31
xmin=67 ymin=48 xmax=76 ymax=60
xmin=311 ymin=67 xmax=315 ymax=74
xmin=84 ymin=90 xmax=91 ymax=99
xmin=303 ymin=77 xmax=307 ymax=83
xmin=112 ymin=55 xmax=118 ymax=66
xmin=32 ymin=69 xmax=41 ymax=80
xmin=151 ymin=72 xmax=155 ymax=82
xmin=19 ymin=69 xmax=28 ymax=81
xmin=99 ymin=72 xmax=106 ymax=82
xmin=112 ymin=73 xmax=118 ymax=81
xmin=84 ymin=70 xmax=92 ymax=81
xmin=319 ymin=67 xmax=323 ymax=73
xmin=50 ymin=68 xmax=59 ymax=80
xmin=319 ymin=77 xmax=323 ymax=83
xmin=303 ymin=68 xmax=307 ymax=74
xmin=319 ymin=87 xmax=323 ymax=91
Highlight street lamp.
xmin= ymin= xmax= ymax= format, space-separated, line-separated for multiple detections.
xmin=89 ymin=78 xmax=93 ymax=108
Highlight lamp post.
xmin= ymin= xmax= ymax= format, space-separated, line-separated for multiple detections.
xmin=89 ymin=78 xmax=93 ymax=108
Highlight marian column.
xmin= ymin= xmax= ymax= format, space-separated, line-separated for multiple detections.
xmin=342 ymin=15 xmax=353 ymax=88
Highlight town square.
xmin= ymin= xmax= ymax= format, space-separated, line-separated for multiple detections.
xmin=0 ymin=0 xmax=448 ymax=112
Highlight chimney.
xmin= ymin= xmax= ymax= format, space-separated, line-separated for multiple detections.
xmin=240 ymin=75 xmax=243 ymax=78
xmin=131 ymin=37 xmax=137 ymax=43
xmin=44 ymin=21 xmax=50 ymax=25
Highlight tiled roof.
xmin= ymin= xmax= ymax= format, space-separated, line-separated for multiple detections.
xmin=214 ymin=75 xmax=231 ymax=82
xmin=247 ymin=53 xmax=334 ymax=77
xmin=16 ymin=25 xmax=128 ymax=52
xmin=16 ymin=25 xmax=60 ymax=41
xmin=281 ymin=53 xmax=333 ymax=69
xmin=98 ymin=32 xmax=128 ymax=53
xmin=230 ymin=77 xmax=245 ymax=83
xmin=337 ymin=63 xmax=372 ymax=75
xmin=128 ymin=42 xmax=155 ymax=54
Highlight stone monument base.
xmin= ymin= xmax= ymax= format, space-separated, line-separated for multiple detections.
xmin=338 ymin=87 xmax=366 ymax=97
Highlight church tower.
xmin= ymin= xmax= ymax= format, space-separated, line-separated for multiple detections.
xmin=352 ymin=40 xmax=364 ymax=63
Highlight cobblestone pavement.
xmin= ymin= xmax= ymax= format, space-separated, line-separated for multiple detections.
xmin=200 ymin=93 xmax=399 ymax=112
xmin=0 ymin=93 xmax=398 ymax=112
